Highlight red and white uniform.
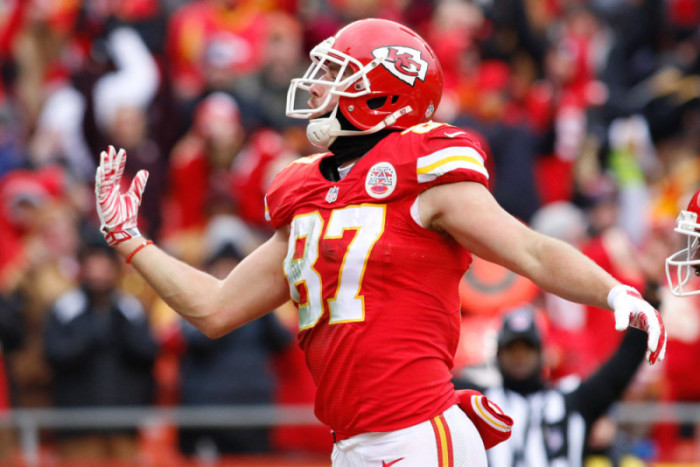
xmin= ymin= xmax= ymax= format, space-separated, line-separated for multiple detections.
xmin=265 ymin=122 xmax=489 ymax=438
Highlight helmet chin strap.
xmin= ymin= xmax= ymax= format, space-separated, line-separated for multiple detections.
xmin=306 ymin=104 xmax=413 ymax=148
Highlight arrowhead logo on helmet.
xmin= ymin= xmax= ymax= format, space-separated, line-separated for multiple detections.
xmin=372 ymin=46 xmax=428 ymax=86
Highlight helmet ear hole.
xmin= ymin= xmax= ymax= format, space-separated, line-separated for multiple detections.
xmin=367 ymin=97 xmax=387 ymax=109
xmin=366 ymin=95 xmax=401 ymax=110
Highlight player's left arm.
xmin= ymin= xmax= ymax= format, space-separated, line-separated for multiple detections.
xmin=419 ymin=181 xmax=666 ymax=364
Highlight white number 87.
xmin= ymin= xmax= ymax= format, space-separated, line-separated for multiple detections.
xmin=283 ymin=205 xmax=386 ymax=330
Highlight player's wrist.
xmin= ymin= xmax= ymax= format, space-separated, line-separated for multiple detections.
xmin=113 ymin=236 xmax=146 ymax=257
xmin=607 ymin=284 xmax=640 ymax=309
xmin=102 ymin=227 xmax=141 ymax=246
xmin=125 ymin=240 xmax=154 ymax=264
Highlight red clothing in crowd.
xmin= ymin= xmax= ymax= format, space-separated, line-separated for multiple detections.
xmin=167 ymin=0 xmax=269 ymax=96
xmin=163 ymin=128 xmax=294 ymax=236
xmin=0 ymin=167 xmax=65 ymax=289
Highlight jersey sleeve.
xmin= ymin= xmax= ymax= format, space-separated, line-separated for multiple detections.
xmin=264 ymin=163 xmax=297 ymax=229
xmin=414 ymin=124 xmax=490 ymax=190
xmin=264 ymin=154 xmax=325 ymax=229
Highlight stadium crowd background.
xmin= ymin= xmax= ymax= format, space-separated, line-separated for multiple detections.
xmin=0 ymin=0 xmax=699 ymax=465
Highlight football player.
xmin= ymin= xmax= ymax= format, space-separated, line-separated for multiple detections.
xmin=666 ymin=188 xmax=700 ymax=295
xmin=95 ymin=18 xmax=666 ymax=467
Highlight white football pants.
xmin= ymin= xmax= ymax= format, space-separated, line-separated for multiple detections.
xmin=331 ymin=405 xmax=488 ymax=467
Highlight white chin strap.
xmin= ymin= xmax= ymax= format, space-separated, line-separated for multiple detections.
xmin=306 ymin=105 xmax=413 ymax=148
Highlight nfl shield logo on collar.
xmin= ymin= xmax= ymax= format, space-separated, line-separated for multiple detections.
xmin=326 ymin=186 xmax=339 ymax=203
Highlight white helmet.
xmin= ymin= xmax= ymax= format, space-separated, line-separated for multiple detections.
xmin=666 ymin=188 xmax=700 ymax=296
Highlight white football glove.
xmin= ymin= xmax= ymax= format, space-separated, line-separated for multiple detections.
xmin=95 ymin=145 xmax=149 ymax=246
xmin=608 ymin=284 xmax=667 ymax=365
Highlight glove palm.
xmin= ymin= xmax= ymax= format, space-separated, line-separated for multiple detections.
xmin=95 ymin=146 xmax=149 ymax=246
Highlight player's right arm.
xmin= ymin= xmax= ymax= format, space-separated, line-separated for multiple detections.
xmin=96 ymin=146 xmax=291 ymax=338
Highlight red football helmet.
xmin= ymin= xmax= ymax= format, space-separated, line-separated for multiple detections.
xmin=286 ymin=18 xmax=443 ymax=147
xmin=666 ymin=188 xmax=700 ymax=296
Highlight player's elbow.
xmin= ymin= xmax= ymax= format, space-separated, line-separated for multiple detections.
xmin=188 ymin=304 xmax=248 ymax=339
xmin=189 ymin=310 xmax=225 ymax=339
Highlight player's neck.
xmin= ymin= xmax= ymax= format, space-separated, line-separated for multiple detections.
xmin=329 ymin=129 xmax=396 ymax=166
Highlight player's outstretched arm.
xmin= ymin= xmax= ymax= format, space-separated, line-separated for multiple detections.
xmin=95 ymin=146 xmax=291 ymax=338
xmin=419 ymin=181 xmax=666 ymax=364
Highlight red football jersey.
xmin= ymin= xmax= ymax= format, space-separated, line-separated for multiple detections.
xmin=265 ymin=122 xmax=490 ymax=436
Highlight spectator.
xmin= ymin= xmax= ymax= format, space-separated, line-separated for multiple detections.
xmin=177 ymin=238 xmax=292 ymax=458
xmin=162 ymin=92 xmax=245 ymax=239
xmin=230 ymin=12 xmax=310 ymax=132
xmin=166 ymin=0 xmax=270 ymax=103
xmin=43 ymin=236 xmax=158 ymax=462
xmin=162 ymin=92 xmax=297 ymax=238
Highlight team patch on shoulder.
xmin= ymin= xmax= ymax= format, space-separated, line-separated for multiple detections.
xmin=365 ymin=162 xmax=397 ymax=199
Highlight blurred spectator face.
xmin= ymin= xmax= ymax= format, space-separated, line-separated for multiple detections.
xmin=530 ymin=201 xmax=589 ymax=248
xmin=203 ymin=33 xmax=254 ymax=88
xmin=498 ymin=339 xmax=541 ymax=381
xmin=37 ymin=202 xmax=79 ymax=259
xmin=263 ymin=14 xmax=303 ymax=82
xmin=583 ymin=175 xmax=620 ymax=234
xmin=588 ymin=200 xmax=619 ymax=235
xmin=194 ymin=93 xmax=244 ymax=166
xmin=331 ymin=0 xmax=384 ymax=20
xmin=80 ymin=249 xmax=119 ymax=296
xmin=545 ymin=45 xmax=576 ymax=86
xmin=27 ymin=128 xmax=63 ymax=168
xmin=8 ymin=197 xmax=44 ymax=231
xmin=109 ymin=106 xmax=147 ymax=148
xmin=109 ymin=106 xmax=147 ymax=149
xmin=432 ymin=0 xmax=482 ymax=37
xmin=2 ymin=180 xmax=49 ymax=231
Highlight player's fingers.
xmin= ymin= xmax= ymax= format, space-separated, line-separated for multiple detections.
xmin=646 ymin=327 xmax=659 ymax=354
xmin=104 ymin=146 xmax=118 ymax=183
xmin=99 ymin=150 xmax=110 ymax=182
xmin=114 ymin=148 xmax=127 ymax=185
xmin=646 ymin=314 xmax=660 ymax=353
xmin=651 ymin=313 xmax=668 ymax=364
xmin=127 ymin=170 xmax=149 ymax=205
xmin=95 ymin=167 xmax=103 ymax=193
xmin=657 ymin=331 xmax=667 ymax=363
xmin=614 ymin=307 xmax=630 ymax=331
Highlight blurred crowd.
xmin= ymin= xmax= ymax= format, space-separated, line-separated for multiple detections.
xmin=0 ymin=0 xmax=698 ymax=465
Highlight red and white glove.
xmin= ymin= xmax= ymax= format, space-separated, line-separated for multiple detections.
xmin=608 ymin=284 xmax=667 ymax=365
xmin=456 ymin=389 xmax=513 ymax=449
xmin=95 ymin=145 xmax=149 ymax=246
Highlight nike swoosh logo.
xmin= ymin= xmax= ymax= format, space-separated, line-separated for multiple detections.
xmin=382 ymin=459 xmax=404 ymax=467
xmin=444 ymin=131 xmax=465 ymax=138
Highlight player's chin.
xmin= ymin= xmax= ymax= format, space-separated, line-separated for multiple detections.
xmin=307 ymin=101 xmax=334 ymax=120
xmin=307 ymin=108 xmax=327 ymax=120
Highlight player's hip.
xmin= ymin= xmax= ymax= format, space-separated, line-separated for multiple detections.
xmin=331 ymin=404 xmax=487 ymax=467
